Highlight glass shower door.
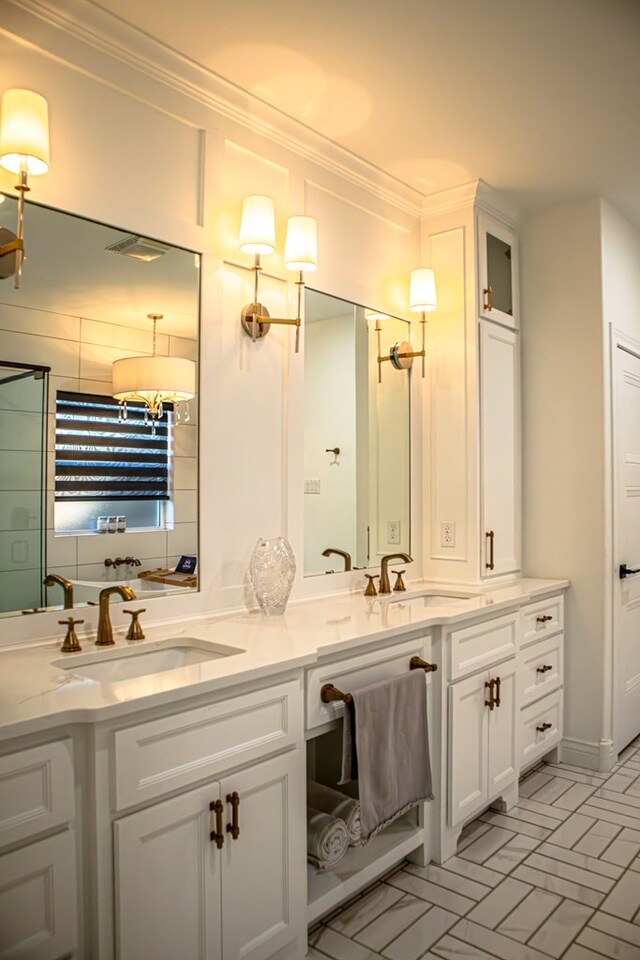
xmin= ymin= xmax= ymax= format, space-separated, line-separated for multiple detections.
xmin=0 ymin=362 xmax=49 ymax=615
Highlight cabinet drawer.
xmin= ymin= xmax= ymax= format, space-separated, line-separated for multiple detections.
xmin=0 ymin=740 xmax=74 ymax=851
xmin=519 ymin=634 xmax=563 ymax=708
xmin=522 ymin=595 xmax=564 ymax=647
xmin=447 ymin=613 xmax=518 ymax=681
xmin=114 ymin=679 xmax=302 ymax=810
xmin=306 ymin=637 xmax=428 ymax=731
xmin=520 ymin=690 xmax=563 ymax=768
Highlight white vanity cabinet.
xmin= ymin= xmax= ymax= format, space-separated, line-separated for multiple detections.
xmin=109 ymin=678 xmax=306 ymax=960
xmin=518 ymin=596 xmax=565 ymax=769
xmin=0 ymin=740 xmax=78 ymax=960
xmin=448 ymin=660 xmax=518 ymax=827
xmin=446 ymin=613 xmax=518 ymax=829
xmin=115 ymin=749 xmax=304 ymax=960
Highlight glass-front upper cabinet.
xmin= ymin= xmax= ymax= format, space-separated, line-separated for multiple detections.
xmin=478 ymin=212 xmax=519 ymax=330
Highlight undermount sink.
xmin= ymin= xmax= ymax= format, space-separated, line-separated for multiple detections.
xmin=51 ymin=638 xmax=244 ymax=682
xmin=386 ymin=591 xmax=480 ymax=608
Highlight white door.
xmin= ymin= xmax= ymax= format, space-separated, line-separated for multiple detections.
xmin=115 ymin=783 xmax=222 ymax=960
xmin=487 ymin=659 xmax=518 ymax=797
xmin=614 ymin=346 xmax=640 ymax=751
xmin=0 ymin=831 xmax=77 ymax=960
xmin=448 ymin=672 xmax=489 ymax=826
xmin=220 ymin=750 xmax=305 ymax=960
xmin=480 ymin=321 xmax=521 ymax=578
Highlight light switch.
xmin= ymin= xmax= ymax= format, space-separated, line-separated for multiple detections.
xmin=305 ymin=479 xmax=321 ymax=494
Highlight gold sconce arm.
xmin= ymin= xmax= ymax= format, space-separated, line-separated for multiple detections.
xmin=240 ymin=257 xmax=304 ymax=353
xmin=0 ymin=236 xmax=24 ymax=258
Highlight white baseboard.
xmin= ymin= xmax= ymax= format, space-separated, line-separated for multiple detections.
xmin=560 ymin=737 xmax=616 ymax=773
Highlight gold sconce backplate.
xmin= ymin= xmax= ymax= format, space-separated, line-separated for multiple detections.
xmin=389 ymin=341 xmax=415 ymax=371
xmin=241 ymin=302 xmax=271 ymax=340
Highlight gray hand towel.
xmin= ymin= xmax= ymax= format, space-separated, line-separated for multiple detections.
xmin=306 ymin=807 xmax=349 ymax=869
xmin=339 ymin=670 xmax=433 ymax=843
xmin=307 ymin=780 xmax=361 ymax=845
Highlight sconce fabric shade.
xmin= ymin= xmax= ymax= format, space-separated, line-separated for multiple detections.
xmin=410 ymin=268 xmax=437 ymax=313
xmin=112 ymin=355 xmax=196 ymax=406
xmin=239 ymin=195 xmax=276 ymax=255
xmin=284 ymin=216 xmax=318 ymax=272
xmin=0 ymin=89 xmax=50 ymax=176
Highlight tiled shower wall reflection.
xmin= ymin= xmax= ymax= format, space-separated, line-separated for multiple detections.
xmin=0 ymin=301 xmax=197 ymax=608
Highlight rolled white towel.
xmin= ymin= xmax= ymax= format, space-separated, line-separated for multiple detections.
xmin=307 ymin=781 xmax=362 ymax=846
xmin=307 ymin=807 xmax=349 ymax=870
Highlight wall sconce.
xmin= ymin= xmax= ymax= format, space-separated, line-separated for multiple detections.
xmin=112 ymin=313 xmax=196 ymax=433
xmin=375 ymin=268 xmax=437 ymax=383
xmin=0 ymin=89 xmax=50 ymax=288
xmin=239 ymin=195 xmax=318 ymax=353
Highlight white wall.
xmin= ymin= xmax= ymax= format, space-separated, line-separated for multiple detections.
xmin=304 ymin=312 xmax=357 ymax=574
xmin=0 ymin=1 xmax=422 ymax=643
xmin=521 ymin=197 xmax=607 ymax=758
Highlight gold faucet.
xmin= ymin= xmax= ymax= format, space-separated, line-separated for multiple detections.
xmin=321 ymin=548 xmax=352 ymax=572
xmin=43 ymin=574 xmax=74 ymax=609
xmin=96 ymin=585 xmax=136 ymax=646
xmin=379 ymin=553 xmax=412 ymax=594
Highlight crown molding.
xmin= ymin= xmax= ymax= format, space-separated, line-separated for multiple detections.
xmin=419 ymin=178 xmax=519 ymax=227
xmin=4 ymin=0 xmax=425 ymax=218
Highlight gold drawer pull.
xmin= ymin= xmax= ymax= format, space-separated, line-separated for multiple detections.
xmin=210 ymin=799 xmax=224 ymax=848
xmin=226 ymin=791 xmax=240 ymax=840
xmin=483 ymin=285 xmax=493 ymax=311
xmin=536 ymin=664 xmax=553 ymax=674
xmin=536 ymin=722 xmax=552 ymax=733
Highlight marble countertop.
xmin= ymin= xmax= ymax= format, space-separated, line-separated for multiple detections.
xmin=0 ymin=578 xmax=568 ymax=741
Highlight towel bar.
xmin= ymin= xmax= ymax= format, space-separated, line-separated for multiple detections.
xmin=409 ymin=656 xmax=438 ymax=673
xmin=320 ymin=656 xmax=438 ymax=703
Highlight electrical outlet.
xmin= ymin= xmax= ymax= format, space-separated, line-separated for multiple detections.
xmin=387 ymin=520 xmax=401 ymax=544
xmin=441 ymin=521 xmax=455 ymax=547
xmin=304 ymin=479 xmax=321 ymax=494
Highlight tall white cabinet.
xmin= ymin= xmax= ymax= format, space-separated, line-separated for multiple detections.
xmin=423 ymin=182 xmax=521 ymax=585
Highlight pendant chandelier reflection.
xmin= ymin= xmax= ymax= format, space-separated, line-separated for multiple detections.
xmin=112 ymin=313 xmax=196 ymax=432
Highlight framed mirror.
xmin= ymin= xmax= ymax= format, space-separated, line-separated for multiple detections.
xmin=303 ymin=289 xmax=411 ymax=576
xmin=0 ymin=197 xmax=200 ymax=618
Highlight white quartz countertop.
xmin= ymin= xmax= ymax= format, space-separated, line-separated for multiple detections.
xmin=0 ymin=578 xmax=568 ymax=741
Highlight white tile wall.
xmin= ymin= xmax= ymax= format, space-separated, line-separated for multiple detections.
xmin=0 ymin=309 xmax=198 ymax=613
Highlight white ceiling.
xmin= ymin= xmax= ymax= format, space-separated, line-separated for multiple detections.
xmin=92 ymin=0 xmax=640 ymax=226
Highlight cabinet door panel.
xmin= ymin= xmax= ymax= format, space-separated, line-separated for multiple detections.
xmin=480 ymin=321 xmax=520 ymax=578
xmin=0 ymin=831 xmax=77 ymax=960
xmin=478 ymin=213 xmax=519 ymax=330
xmin=448 ymin=673 xmax=488 ymax=827
xmin=488 ymin=659 xmax=518 ymax=798
xmin=115 ymin=784 xmax=221 ymax=960
xmin=220 ymin=750 xmax=305 ymax=960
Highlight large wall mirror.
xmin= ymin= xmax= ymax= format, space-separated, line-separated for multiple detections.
xmin=0 ymin=197 xmax=200 ymax=618
xmin=304 ymin=289 xmax=410 ymax=576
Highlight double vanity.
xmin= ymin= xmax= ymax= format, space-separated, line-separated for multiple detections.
xmin=0 ymin=576 xmax=567 ymax=960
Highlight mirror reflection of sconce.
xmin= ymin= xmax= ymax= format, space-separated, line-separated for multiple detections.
xmin=0 ymin=89 xmax=50 ymax=289
xmin=374 ymin=268 xmax=437 ymax=383
xmin=239 ymin=195 xmax=318 ymax=353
